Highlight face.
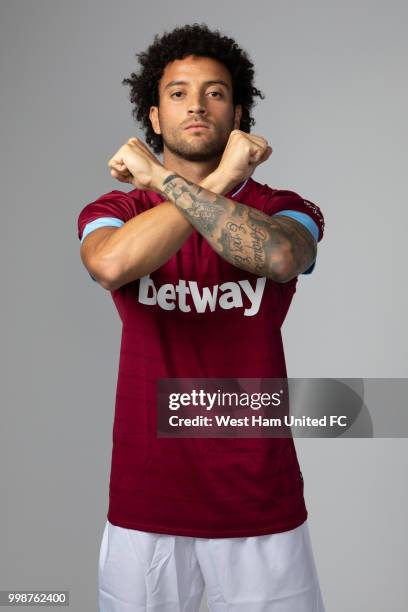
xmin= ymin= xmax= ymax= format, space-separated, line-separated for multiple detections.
xmin=149 ymin=55 xmax=242 ymax=162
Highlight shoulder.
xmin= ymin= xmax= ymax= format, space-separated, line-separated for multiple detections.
xmin=246 ymin=178 xmax=325 ymax=242
xmin=77 ymin=187 xmax=159 ymax=243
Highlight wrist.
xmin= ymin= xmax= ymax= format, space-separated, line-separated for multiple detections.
xmin=150 ymin=166 xmax=175 ymax=194
xmin=200 ymin=168 xmax=238 ymax=196
xmin=151 ymin=166 xmax=240 ymax=197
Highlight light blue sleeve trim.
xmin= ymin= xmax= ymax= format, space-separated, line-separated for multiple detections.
xmin=80 ymin=217 xmax=125 ymax=244
xmin=273 ymin=210 xmax=319 ymax=241
xmin=80 ymin=217 xmax=125 ymax=282
xmin=273 ymin=210 xmax=318 ymax=275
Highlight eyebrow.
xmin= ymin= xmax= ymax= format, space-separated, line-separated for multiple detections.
xmin=163 ymin=79 xmax=230 ymax=91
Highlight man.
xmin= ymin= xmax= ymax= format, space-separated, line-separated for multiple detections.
xmin=77 ymin=23 xmax=326 ymax=612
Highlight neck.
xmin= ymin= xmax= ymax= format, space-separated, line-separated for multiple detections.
xmin=161 ymin=147 xmax=221 ymax=184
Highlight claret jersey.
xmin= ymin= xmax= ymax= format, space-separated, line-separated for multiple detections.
xmin=77 ymin=177 xmax=324 ymax=537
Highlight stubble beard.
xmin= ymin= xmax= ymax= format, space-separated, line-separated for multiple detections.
xmin=162 ymin=124 xmax=232 ymax=162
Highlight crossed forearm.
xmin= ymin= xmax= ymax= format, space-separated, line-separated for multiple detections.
xmin=160 ymin=172 xmax=314 ymax=281
xmin=93 ymin=169 xmax=236 ymax=290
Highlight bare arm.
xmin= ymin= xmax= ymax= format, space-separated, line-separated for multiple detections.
xmin=159 ymin=172 xmax=317 ymax=283
xmin=86 ymin=131 xmax=317 ymax=288
xmin=80 ymin=170 xmax=236 ymax=290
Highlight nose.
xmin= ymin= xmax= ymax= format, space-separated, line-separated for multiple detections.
xmin=187 ymin=92 xmax=207 ymax=116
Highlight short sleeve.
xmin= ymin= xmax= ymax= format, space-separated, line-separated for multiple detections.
xmin=262 ymin=189 xmax=324 ymax=242
xmin=77 ymin=189 xmax=144 ymax=243
xmin=261 ymin=189 xmax=325 ymax=275
xmin=77 ymin=189 xmax=145 ymax=282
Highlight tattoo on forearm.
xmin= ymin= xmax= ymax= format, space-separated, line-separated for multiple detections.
xmin=162 ymin=173 xmax=225 ymax=233
xmin=161 ymin=173 xmax=317 ymax=280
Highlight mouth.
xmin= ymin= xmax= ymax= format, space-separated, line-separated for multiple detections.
xmin=184 ymin=123 xmax=211 ymax=131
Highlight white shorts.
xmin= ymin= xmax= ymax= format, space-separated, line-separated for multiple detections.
xmin=98 ymin=519 xmax=326 ymax=612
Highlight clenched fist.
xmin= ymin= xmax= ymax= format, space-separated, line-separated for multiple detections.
xmin=217 ymin=130 xmax=273 ymax=184
xmin=108 ymin=137 xmax=166 ymax=193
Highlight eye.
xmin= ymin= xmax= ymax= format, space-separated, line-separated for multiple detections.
xmin=208 ymin=91 xmax=223 ymax=98
xmin=170 ymin=91 xmax=184 ymax=98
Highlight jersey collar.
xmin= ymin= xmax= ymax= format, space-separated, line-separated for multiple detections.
xmin=225 ymin=177 xmax=250 ymax=199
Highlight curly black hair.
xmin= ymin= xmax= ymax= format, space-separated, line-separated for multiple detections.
xmin=122 ymin=23 xmax=265 ymax=154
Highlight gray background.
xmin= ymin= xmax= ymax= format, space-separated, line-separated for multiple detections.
xmin=1 ymin=0 xmax=407 ymax=610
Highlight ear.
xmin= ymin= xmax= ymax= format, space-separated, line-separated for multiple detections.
xmin=149 ymin=106 xmax=161 ymax=135
xmin=233 ymin=104 xmax=242 ymax=130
